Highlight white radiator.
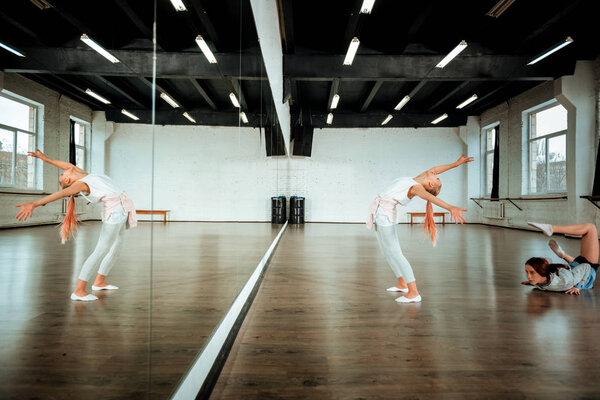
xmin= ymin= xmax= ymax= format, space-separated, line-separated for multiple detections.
xmin=483 ymin=202 xmax=505 ymax=219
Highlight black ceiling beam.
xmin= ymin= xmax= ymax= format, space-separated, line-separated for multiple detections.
xmin=396 ymin=3 xmax=434 ymax=54
xmin=229 ymin=78 xmax=248 ymax=111
xmin=45 ymin=0 xmax=107 ymax=45
xmin=186 ymin=0 xmax=222 ymax=50
xmin=277 ymin=0 xmax=295 ymax=54
xmin=189 ymin=78 xmax=218 ymax=111
xmin=95 ymin=76 xmax=146 ymax=109
xmin=27 ymin=74 xmax=101 ymax=110
xmin=284 ymin=54 xmax=574 ymax=81
xmin=51 ymin=74 xmax=118 ymax=109
xmin=327 ymin=79 xmax=340 ymax=111
xmin=105 ymin=108 xmax=262 ymax=127
xmin=0 ymin=10 xmax=47 ymax=45
xmin=360 ymin=80 xmax=383 ymax=112
xmin=427 ymin=81 xmax=471 ymax=112
xmin=113 ymin=0 xmax=152 ymax=38
xmin=4 ymin=47 xmax=265 ymax=79
xmin=295 ymin=112 xmax=467 ymax=128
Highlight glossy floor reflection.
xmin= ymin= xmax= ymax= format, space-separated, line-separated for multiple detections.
xmin=211 ymin=223 xmax=600 ymax=399
xmin=0 ymin=221 xmax=281 ymax=399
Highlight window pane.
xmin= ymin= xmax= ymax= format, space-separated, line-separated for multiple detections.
xmin=0 ymin=128 xmax=14 ymax=185
xmin=532 ymin=104 xmax=567 ymax=138
xmin=486 ymin=152 xmax=494 ymax=195
xmin=486 ymin=128 xmax=495 ymax=151
xmin=15 ymin=132 xmax=34 ymax=188
xmin=74 ymin=123 xmax=85 ymax=145
xmin=548 ymin=134 xmax=566 ymax=192
xmin=76 ymin=147 xmax=85 ymax=170
xmin=530 ymin=139 xmax=546 ymax=193
xmin=0 ymin=96 xmax=33 ymax=132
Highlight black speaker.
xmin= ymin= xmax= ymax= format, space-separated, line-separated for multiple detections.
xmin=292 ymin=125 xmax=314 ymax=157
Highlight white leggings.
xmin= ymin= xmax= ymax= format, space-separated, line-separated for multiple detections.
xmin=78 ymin=220 xmax=126 ymax=282
xmin=374 ymin=223 xmax=416 ymax=283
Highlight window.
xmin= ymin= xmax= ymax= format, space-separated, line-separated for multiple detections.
xmin=527 ymin=103 xmax=567 ymax=194
xmin=483 ymin=124 xmax=498 ymax=196
xmin=71 ymin=118 xmax=89 ymax=170
xmin=0 ymin=92 xmax=40 ymax=189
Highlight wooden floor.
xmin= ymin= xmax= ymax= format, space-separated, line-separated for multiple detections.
xmin=0 ymin=221 xmax=281 ymax=399
xmin=211 ymin=223 xmax=600 ymax=399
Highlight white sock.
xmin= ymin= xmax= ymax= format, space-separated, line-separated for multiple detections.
xmin=548 ymin=239 xmax=565 ymax=258
xmin=527 ymin=222 xmax=553 ymax=237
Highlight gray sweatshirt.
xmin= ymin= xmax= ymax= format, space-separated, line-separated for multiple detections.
xmin=535 ymin=263 xmax=593 ymax=291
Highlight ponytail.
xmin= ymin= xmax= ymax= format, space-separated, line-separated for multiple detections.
xmin=60 ymin=195 xmax=78 ymax=244
xmin=424 ymin=200 xmax=437 ymax=246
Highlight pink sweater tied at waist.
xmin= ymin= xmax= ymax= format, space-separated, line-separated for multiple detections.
xmin=366 ymin=196 xmax=399 ymax=230
xmin=101 ymin=192 xmax=137 ymax=228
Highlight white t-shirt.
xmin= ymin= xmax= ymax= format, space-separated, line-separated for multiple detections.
xmin=79 ymin=174 xmax=127 ymax=224
xmin=375 ymin=177 xmax=419 ymax=226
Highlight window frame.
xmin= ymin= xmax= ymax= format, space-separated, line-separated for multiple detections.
xmin=0 ymin=91 xmax=41 ymax=190
xmin=481 ymin=122 xmax=499 ymax=197
xmin=70 ymin=117 xmax=91 ymax=171
xmin=525 ymin=101 xmax=567 ymax=195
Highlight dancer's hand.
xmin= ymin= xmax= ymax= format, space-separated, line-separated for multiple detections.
xmin=565 ymin=287 xmax=580 ymax=295
xmin=28 ymin=149 xmax=47 ymax=161
xmin=456 ymin=154 xmax=474 ymax=165
xmin=15 ymin=202 xmax=36 ymax=221
xmin=449 ymin=207 xmax=467 ymax=224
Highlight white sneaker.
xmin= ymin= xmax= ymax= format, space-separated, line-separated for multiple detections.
xmin=548 ymin=239 xmax=565 ymax=258
xmin=71 ymin=293 xmax=98 ymax=301
xmin=92 ymin=284 xmax=119 ymax=291
xmin=386 ymin=286 xmax=409 ymax=293
xmin=527 ymin=222 xmax=553 ymax=237
xmin=395 ymin=295 xmax=422 ymax=303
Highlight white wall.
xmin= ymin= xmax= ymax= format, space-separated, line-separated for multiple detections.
xmin=466 ymin=59 xmax=600 ymax=228
xmin=0 ymin=72 xmax=100 ymax=228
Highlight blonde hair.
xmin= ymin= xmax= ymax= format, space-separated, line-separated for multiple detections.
xmin=424 ymin=181 xmax=442 ymax=246
xmin=59 ymin=178 xmax=78 ymax=244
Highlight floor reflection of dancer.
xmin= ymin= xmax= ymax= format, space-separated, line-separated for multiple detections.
xmin=366 ymin=155 xmax=473 ymax=303
xmin=524 ymin=222 xmax=598 ymax=295
xmin=15 ymin=149 xmax=137 ymax=301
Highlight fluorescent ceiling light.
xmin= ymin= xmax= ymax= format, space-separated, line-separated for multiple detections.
xmin=160 ymin=92 xmax=180 ymax=108
xmin=431 ymin=113 xmax=448 ymax=124
xmin=0 ymin=41 xmax=25 ymax=57
xmin=486 ymin=0 xmax=516 ymax=18
xmin=381 ymin=114 xmax=393 ymax=125
xmin=394 ymin=95 xmax=411 ymax=111
xmin=183 ymin=112 xmax=196 ymax=123
xmin=326 ymin=113 xmax=333 ymax=125
xmin=229 ymin=92 xmax=240 ymax=108
xmin=435 ymin=40 xmax=467 ymax=68
xmin=121 ymin=109 xmax=139 ymax=121
xmin=169 ymin=0 xmax=187 ymax=11
xmin=527 ymin=37 xmax=574 ymax=65
xmin=29 ymin=0 xmax=52 ymax=10
xmin=80 ymin=34 xmax=120 ymax=63
xmin=456 ymin=94 xmax=478 ymax=109
xmin=195 ymin=35 xmax=217 ymax=64
xmin=343 ymin=37 xmax=360 ymax=66
xmin=240 ymin=111 xmax=249 ymax=124
xmin=85 ymin=89 xmax=111 ymax=104
xmin=330 ymin=94 xmax=340 ymax=109
xmin=360 ymin=0 xmax=376 ymax=14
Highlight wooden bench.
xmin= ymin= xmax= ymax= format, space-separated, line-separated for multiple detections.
xmin=408 ymin=212 xmax=448 ymax=225
xmin=136 ymin=210 xmax=170 ymax=223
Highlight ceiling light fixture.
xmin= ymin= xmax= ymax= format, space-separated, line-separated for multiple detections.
xmin=381 ymin=114 xmax=393 ymax=125
xmin=195 ymin=35 xmax=217 ymax=64
xmin=394 ymin=95 xmax=411 ymax=111
xmin=456 ymin=94 xmax=478 ymax=109
xmin=80 ymin=34 xmax=120 ymax=63
xmin=160 ymin=92 xmax=180 ymax=108
xmin=326 ymin=113 xmax=333 ymax=125
xmin=435 ymin=40 xmax=467 ymax=68
xmin=85 ymin=89 xmax=111 ymax=104
xmin=183 ymin=112 xmax=196 ymax=123
xmin=527 ymin=37 xmax=573 ymax=65
xmin=359 ymin=0 xmax=376 ymax=14
xmin=229 ymin=92 xmax=241 ymax=108
xmin=240 ymin=111 xmax=249 ymax=124
xmin=330 ymin=94 xmax=340 ymax=109
xmin=169 ymin=0 xmax=187 ymax=11
xmin=121 ymin=109 xmax=139 ymax=121
xmin=486 ymin=0 xmax=517 ymax=18
xmin=343 ymin=37 xmax=360 ymax=66
xmin=431 ymin=113 xmax=448 ymax=124
xmin=0 ymin=41 xmax=25 ymax=57
xmin=29 ymin=0 xmax=52 ymax=9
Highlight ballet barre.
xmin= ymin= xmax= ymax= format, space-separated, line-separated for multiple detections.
xmin=136 ymin=209 xmax=170 ymax=222
xmin=407 ymin=212 xmax=448 ymax=225
xmin=470 ymin=196 xmax=568 ymax=211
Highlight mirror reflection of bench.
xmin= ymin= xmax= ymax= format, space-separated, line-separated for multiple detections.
xmin=407 ymin=212 xmax=448 ymax=225
xmin=136 ymin=210 xmax=170 ymax=223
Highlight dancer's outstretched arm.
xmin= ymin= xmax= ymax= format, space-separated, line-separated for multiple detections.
xmin=28 ymin=149 xmax=85 ymax=173
xmin=411 ymin=185 xmax=466 ymax=224
xmin=15 ymin=181 xmax=87 ymax=221
xmin=416 ymin=154 xmax=473 ymax=178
